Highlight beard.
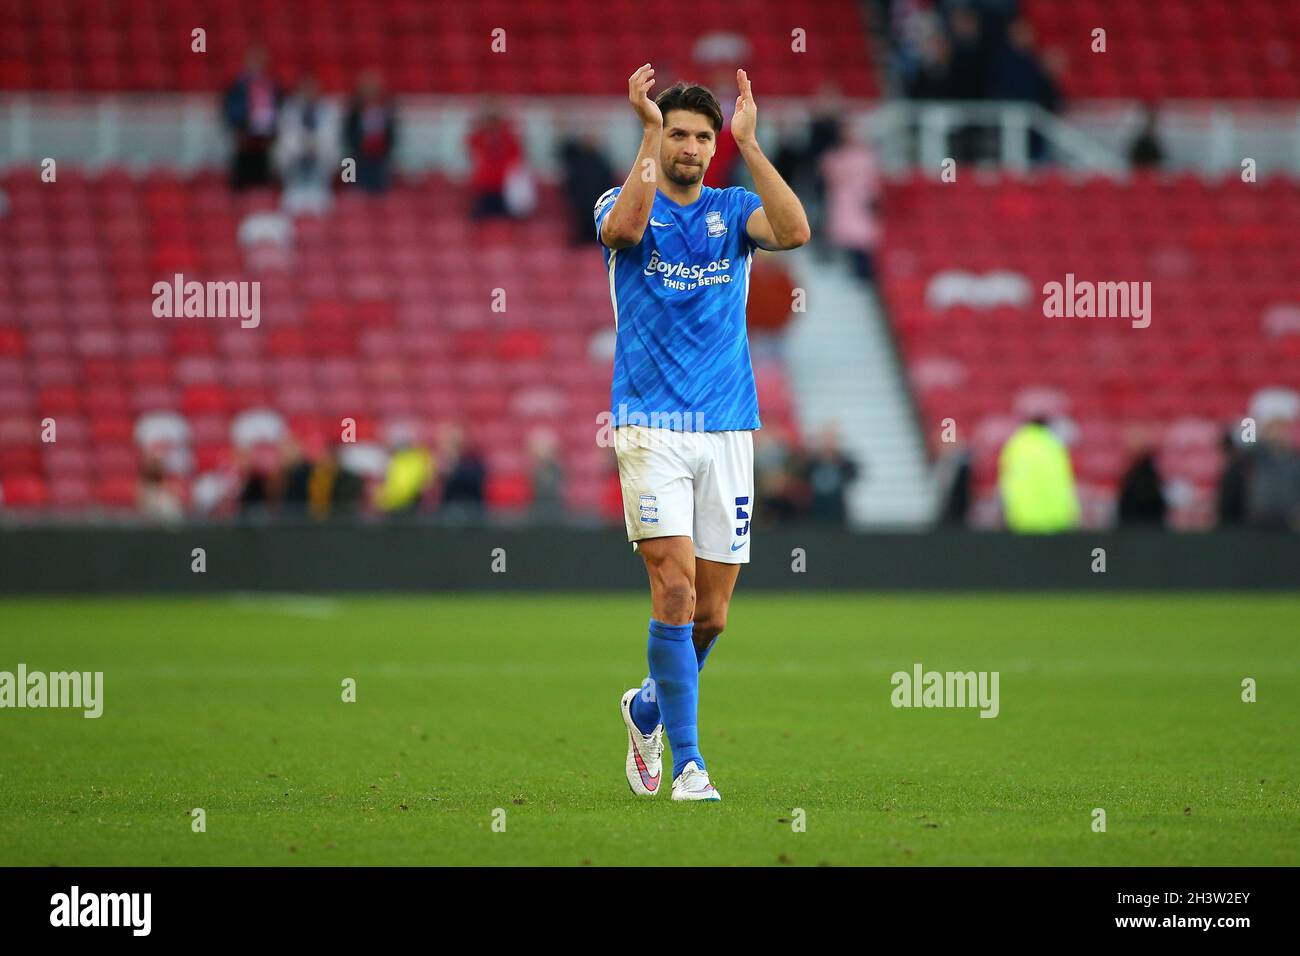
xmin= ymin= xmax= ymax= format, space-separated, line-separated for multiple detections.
xmin=664 ymin=160 xmax=704 ymax=186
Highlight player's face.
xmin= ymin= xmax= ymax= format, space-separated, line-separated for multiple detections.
xmin=660 ymin=110 xmax=716 ymax=186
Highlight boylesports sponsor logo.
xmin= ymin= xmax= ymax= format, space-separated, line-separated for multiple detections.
xmin=643 ymin=250 xmax=732 ymax=282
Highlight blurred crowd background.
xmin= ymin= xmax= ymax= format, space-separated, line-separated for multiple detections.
xmin=1 ymin=0 xmax=1298 ymax=532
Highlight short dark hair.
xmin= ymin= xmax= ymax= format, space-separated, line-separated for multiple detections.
xmin=654 ymin=82 xmax=723 ymax=133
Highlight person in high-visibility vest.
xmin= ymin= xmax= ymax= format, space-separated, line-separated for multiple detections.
xmin=998 ymin=418 xmax=1081 ymax=533
xmin=375 ymin=444 xmax=434 ymax=515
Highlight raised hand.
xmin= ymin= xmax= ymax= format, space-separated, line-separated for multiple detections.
xmin=731 ymin=68 xmax=757 ymax=146
xmin=628 ymin=63 xmax=662 ymax=130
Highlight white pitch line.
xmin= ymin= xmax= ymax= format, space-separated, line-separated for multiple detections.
xmin=227 ymin=593 xmax=341 ymax=619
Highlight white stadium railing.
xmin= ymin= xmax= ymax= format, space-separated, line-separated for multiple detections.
xmin=2 ymin=94 xmax=1299 ymax=178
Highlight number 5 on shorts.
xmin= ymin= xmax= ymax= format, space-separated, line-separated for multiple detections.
xmin=735 ymin=496 xmax=750 ymax=537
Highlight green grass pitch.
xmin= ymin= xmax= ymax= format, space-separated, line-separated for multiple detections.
xmin=0 ymin=593 xmax=1296 ymax=866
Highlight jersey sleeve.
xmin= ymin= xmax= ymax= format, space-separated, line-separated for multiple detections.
xmin=732 ymin=187 xmax=765 ymax=250
xmin=593 ymin=186 xmax=621 ymax=245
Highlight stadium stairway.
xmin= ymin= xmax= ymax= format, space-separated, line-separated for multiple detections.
xmin=784 ymin=250 xmax=935 ymax=528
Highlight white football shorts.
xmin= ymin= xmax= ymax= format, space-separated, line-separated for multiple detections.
xmin=613 ymin=425 xmax=755 ymax=564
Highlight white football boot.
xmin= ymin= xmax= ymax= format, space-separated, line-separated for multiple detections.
xmin=620 ymin=687 xmax=664 ymax=796
xmin=671 ymin=760 xmax=721 ymax=802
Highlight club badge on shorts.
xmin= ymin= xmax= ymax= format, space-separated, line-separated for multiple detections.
xmin=639 ymin=494 xmax=659 ymax=525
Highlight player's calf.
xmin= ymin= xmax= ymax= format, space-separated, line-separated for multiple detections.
xmin=692 ymin=613 xmax=725 ymax=651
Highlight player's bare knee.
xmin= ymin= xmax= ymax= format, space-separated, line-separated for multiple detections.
xmin=651 ymin=573 xmax=694 ymax=621
xmin=656 ymin=579 xmax=696 ymax=623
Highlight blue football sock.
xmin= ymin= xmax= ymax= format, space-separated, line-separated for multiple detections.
xmin=629 ymin=633 xmax=718 ymax=735
xmin=628 ymin=677 xmax=661 ymax=736
xmin=694 ymin=635 xmax=717 ymax=671
xmin=644 ymin=618 xmax=704 ymax=778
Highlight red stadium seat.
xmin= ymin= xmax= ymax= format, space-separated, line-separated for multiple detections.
xmin=0 ymin=0 xmax=879 ymax=96
xmin=880 ymin=171 xmax=1300 ymax=528
xmin=485 ymin=473 xmax=533 ymax=511
xmin=1 ymin=474 xmax=49 ymax=507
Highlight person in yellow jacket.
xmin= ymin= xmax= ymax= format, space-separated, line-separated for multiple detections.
xmin=375 ymin=443 xmax=435 ymax=515
xmin=998 ymin=417 xmax=1081 ymax=533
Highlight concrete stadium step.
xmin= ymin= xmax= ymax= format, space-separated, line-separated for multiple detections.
xmin=782 ymin=248 xmax=936 ymax=528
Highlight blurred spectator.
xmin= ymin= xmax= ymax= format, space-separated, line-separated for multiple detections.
xmin=438 ymin=426 xmax=487 ymax=519
xmin=223 ymin=47 xmax=281 ymax=190
xmin=746 ymin=251 xmax=797 ymax=333
xmin=946 ymin=7 xmax=989 ymax=100
xmin=944 ymin=8 xmax=988 ymax=161
xmin=802 ymin=424 xmax=861 ymax=525
xmin=885 ymin=0 xmax=941 ymax=93
xmin=467 ymin=101 xmax=523 ymax=219
xmin=528 ymin=428 xmax=566 ymax=521
xmin=803 ymin=85 xmax=846 ymax=230
xmin=818 ymin=121 xmax=883 ymax=282
xmin=344 ymin=70 xmax=398 ymax=194
xmin=907 ymin=30 xmax=956 ymax=100
xmin=237 ymin=468 xmax=271 ymax=514
xmin=770 ymin=117 xmax=805 ymax=190
xmin=1216 ymin=428 xmax=1251 ymax=526
xmin=992 ymin=17 xmax=1059 ymax=105
xmin=991 ymin=17 xmax=1062 ymax=162
xmin=1040 ymin=46 xmax=1069 ymax=109
xmin=755 ymin=428 xmax=808 ymax=525
xmin=307 ymin=445 xmax=364 ymax=520
xmin=935 ymin=441 xmax=972 ymax=526
xmin=1116 ymin=431 xmax=1167 ymax=526
xmin=558 ymin=128 xmax=615 ymax=246
xmin=281 ymin=436 xmax=315 ymax=516
xmin=225 ymin=433 xmax=388 ymax=521
xmin=274 ymin=74 xmax=339 ymax=213
xmin=806 ymin=85 xmax=846 ymax=164
xmin=1245 ymin=417 xmax=1300 ymax=530
xmin=998 ymin=417 xmax=1080 ymax=533
xmin=1127 ymin=103 xmax=1166 ymax=170
xmin=375 ymin=427 xmax=434 ymax=515
xmin=236 ymin=443 xmax=287 ymax=518
xmin=601 ymin=456 xmax=627 ymax=525
xmin=900 ymin=6 xmax=1064 ymax=161
xmin=138 ymin=457 xmax=183 ymax=523
xmin=758 ymin=469 xmax=807 ymax=525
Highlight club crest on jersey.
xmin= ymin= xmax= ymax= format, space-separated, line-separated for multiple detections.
xmin=705 ymin=210 xmax=727 ymax=238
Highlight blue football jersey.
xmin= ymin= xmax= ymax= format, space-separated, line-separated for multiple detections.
xmin=594 ymin=184 xmax=765 ymax=432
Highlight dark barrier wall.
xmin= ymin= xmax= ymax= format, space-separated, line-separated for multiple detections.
xmin=0 ymin=526 xmax=1297 ymax=592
